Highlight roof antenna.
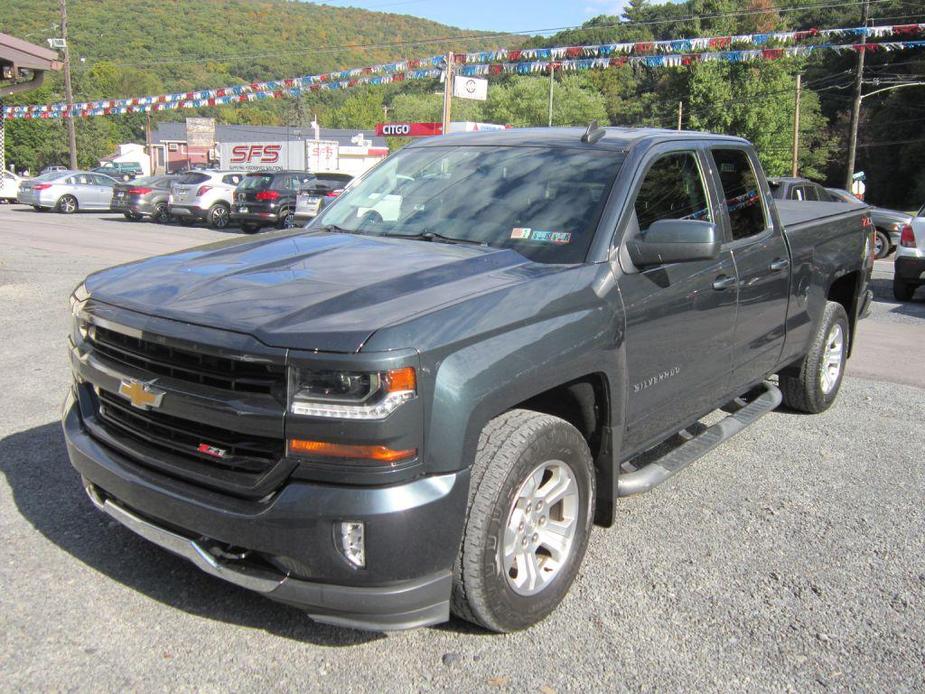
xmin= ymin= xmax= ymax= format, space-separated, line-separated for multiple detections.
xmin=581 ymin=120 xmax=605 ymax=145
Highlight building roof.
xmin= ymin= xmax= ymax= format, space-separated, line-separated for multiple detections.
xmin=0 ymin=33 xmax=62 ymax=71
xmin=152 ymin=121 xmax=386 ymax=148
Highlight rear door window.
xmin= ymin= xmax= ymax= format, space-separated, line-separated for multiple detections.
xmin=634 ymin=152 xmax=711 ymax=232
xmin=710 ymin=148 xmax=768 ymax=241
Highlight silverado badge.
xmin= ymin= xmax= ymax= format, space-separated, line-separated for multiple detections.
xmin=118 ymin=379 xmax=166 ymax=410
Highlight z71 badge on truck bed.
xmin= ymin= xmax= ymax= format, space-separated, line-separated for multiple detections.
xmin=64 ymin=125 xmax=874 ymax=632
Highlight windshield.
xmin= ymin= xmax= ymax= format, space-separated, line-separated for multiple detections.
xmin=315 ymin=145 xmax=623 ymax=264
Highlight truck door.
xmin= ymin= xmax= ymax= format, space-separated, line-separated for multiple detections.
xmin=708 ymin=147 xmax=789 ymax=386
xmin=618 ymin=148 xmax=738 ymax=452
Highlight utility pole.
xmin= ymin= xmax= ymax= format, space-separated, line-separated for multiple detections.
xmin=677 ymin=101 xmax=683 ymax=131
xmin=548 ymin=63 xmax=555 ymax=127
xmin=845 ymin=0 xmax=870 ymax=190
xmin=59 ymin=0 xmax=78 ymax=170
xmin=441 ymin=52 xmax=454 ymax=136
xmin=791 ymin=74 xmax=802 ymax=177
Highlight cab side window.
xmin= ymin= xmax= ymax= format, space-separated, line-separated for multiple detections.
xmin=711 ymin=148 xmax=768 ymax=241
xmin=634 ymin=152 xmax=711 ymax=233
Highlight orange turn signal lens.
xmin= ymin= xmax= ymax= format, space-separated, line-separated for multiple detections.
xmin=289 ymin=439 xmax=417 ymax=463
xmin=385 ymin=367 xmax=416 ymax=393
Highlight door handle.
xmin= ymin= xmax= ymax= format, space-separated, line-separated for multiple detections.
xmin=712 ymin=274 xmax=737 ymax=291
xmin=769 ymin=258 xmax=790 ymax=272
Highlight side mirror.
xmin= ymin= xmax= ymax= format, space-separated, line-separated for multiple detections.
xmin=626 ymin=219 xmax=721 ymax=267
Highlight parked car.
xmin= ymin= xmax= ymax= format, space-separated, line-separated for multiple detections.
xmin=893 ymin=203 xmax=925 ymax=300
xmin=110 ymin=175 xmax=179 ymax=222
xmin=769 ymin=176 xmax=834 ymax=203
xmin=231 ymin=170 xmax=315 ymax=232
xmin=64 ymin=127 xmax=874 ymax=633
xmin=0 ymin=170 xmax=23 ymax=203
xmin=826 ymin=187 xmax=909 ymax=259
xmin=93 ymin=162 xmax=143 ymax=182
xmin=168 ymin=170 xmax=245 ymax=229
xmin=17 ymin=170 xmax=117 ymax=213
xmin=293 ymin=172 xmax=354 ymax=224
xmin=40 ymin=165 xmax=68 ymax=175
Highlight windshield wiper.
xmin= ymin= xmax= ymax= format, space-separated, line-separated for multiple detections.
xmin=380 ymin=230 xmax=487 ymax=247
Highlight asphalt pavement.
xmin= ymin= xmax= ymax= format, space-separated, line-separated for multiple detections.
xmin=0 ymin=205 xmax=922 ymax=691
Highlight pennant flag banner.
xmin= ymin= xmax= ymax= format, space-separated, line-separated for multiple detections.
xmin=4 ymin=23 xmax=924 ymax=120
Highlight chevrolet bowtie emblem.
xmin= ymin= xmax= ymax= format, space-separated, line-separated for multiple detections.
xmin=118 ymin=379 xmax=166 ymax=410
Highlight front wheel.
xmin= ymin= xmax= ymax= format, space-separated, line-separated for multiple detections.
xmin=780 ymin=301 xmax=849 ymax=413
xmin=207 ymin=203 xmax=230 ymax=229
xmin=874 ymin=230 xmax=891 ymax=259
xmin=57 ymin=195 xmax=78 ymax=214
xmin=452 ymin=410 xmax=595 ymax=632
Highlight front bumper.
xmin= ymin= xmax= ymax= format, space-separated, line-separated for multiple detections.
xmin=895 ymin=255 xmax=925 ymax=284
xmin=62 ymin=390 xmax=468 ymax=631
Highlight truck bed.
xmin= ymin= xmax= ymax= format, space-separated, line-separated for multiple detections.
xmin=776 ymin=199 xmax=869 ymax=230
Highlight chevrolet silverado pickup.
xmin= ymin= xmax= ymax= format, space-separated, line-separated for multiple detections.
xmin=64 ymin=126 xmax=874 ymax=633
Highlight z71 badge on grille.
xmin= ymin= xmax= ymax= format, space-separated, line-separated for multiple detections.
xmin=197 ymin=443 xmax=228 ymax=459
xmin=118 ymin=379 xmax=165 ymax=410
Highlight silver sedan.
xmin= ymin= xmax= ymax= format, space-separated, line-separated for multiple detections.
xmin=17 ymin=170 xmax=118 ymax=213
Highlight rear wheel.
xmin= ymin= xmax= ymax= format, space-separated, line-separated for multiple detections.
xmin=57 ymin=195 xmax=78 ymax=214
xmin=874 ymin=230 xmax=891 ymax=259
xmin=207 ymin=203 xmax=230 ymax=229
xmin=893 ymin=278 xmax=915 ymax=302
xmin=780 ymin=301 xmax=849 ymax=413
xmin=452 ymin=410 xmax=595 ymax=632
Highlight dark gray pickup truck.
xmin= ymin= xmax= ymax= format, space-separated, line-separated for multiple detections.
xmin=64 ymin=126 xmax=874 ymax=632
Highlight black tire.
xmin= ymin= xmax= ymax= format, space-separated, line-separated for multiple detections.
xmin=56 ymin=195 xmax=78 ymax=214
xmin=780 ymin=301 xmax=849 ymax=414
xmin=893 ymin=277 xmax=915 ymax=302
xmin=123 ymin=211 xmax=143 ymax=221
xmin=277 ymin=208 xmax=294 ymax=229
xmin=239 ymin=222 xmax=260 ymax=234
xmin=152 ymin=202 xmax=169 ymax=223
xmin=874 ymin=230 xmax=891 ymax=259
xmin=452 ymin=410 xmax=595 ymax=632
xmin=207 ymin=203 xmax=230 ymax=229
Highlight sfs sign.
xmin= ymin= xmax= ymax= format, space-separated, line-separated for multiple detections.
xmin=230 ymin=144 xmax=282 ymax=164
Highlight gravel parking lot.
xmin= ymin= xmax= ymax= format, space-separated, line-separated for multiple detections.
xmin=1 ymin=205 xmax=923 ymax=691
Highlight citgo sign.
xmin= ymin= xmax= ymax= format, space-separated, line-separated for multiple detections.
xmin=375 ymin=122 xmax=444 ymax=137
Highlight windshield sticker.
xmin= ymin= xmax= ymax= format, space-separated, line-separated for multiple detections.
xmin=511 ymin=227 xmax=532 ymax=239
xmin=530 ymin=230 xmax=572 ymax=244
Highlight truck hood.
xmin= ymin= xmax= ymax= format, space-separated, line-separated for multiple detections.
xmin=85 ymin=230 xmax=536 ymax=352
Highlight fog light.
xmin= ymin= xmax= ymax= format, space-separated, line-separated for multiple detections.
xmin=338 ymin=521 xmax=365 ymax=568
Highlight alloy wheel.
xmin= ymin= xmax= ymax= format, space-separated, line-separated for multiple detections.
xmin=820 ymin=323 xmax=844 ymax=395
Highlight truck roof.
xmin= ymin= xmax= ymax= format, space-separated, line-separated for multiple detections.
xmin=409 ymin=126 xmax=750 ymax=152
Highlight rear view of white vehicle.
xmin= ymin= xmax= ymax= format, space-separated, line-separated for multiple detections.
xmin=168 ymin=170 xmax=245 ymax=229
xmin=17 ymin=171 xmax=117 ymax=213
xmin=1 ymin=170 xmax=22 ymax=202
xmin=893 ymin=205 xmax=925 ymax=301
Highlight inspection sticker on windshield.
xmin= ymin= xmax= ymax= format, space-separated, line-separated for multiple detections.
xmin=530 ymin=230 xmax=572 ymax=244
xmin=511 ymin=227 xmax=532 ymax=239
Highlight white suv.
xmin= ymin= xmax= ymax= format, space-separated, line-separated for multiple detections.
xmin=168 ymin=170 xmax=245 ymax=229
xmin=894 ymin=203 xmax=925 ymax=301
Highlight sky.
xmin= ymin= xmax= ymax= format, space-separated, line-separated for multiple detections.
xmin=316 ymin=0 xmax=639 ymax=34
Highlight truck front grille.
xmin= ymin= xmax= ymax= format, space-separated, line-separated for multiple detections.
xmin=96 ymin=389 xmax=284 ymax=472
xmin=89 ymin=325 xmax=285 ymax=395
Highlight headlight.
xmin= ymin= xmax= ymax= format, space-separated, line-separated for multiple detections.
xmin=289 ymin=366 xmax=416 ymax=419
xmin=70 ymin=282 xmax=90 ymax=343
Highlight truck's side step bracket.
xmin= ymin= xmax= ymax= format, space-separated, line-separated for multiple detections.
xmin=617 ymin=382 xmax=782 ymax=497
